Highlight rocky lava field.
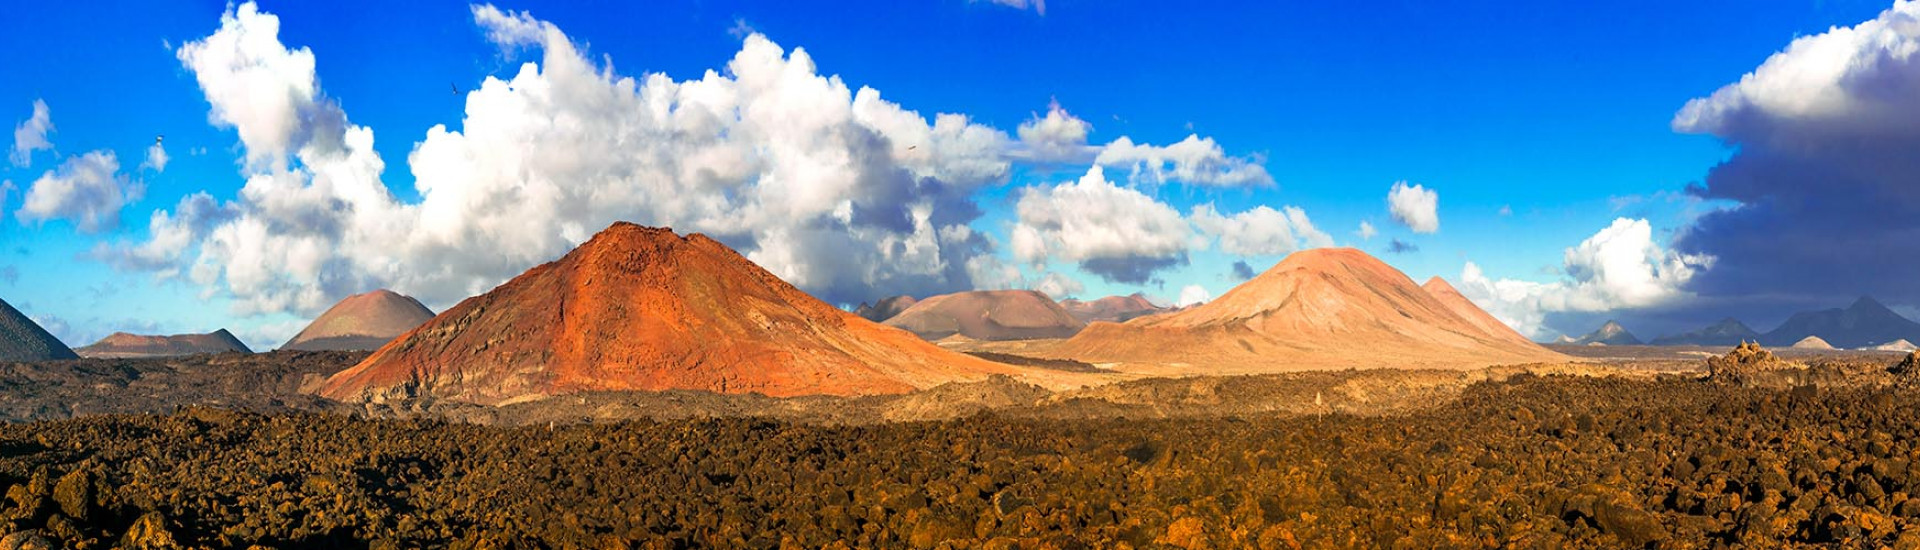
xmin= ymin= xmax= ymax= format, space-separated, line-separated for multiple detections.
xmin=2 ymin=355 xmax=1920 ymax=548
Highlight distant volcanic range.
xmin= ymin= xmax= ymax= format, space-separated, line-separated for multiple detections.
xmin=1041 ymin=248 xmax=1567 ymax=372
xmin=76 ymin=329 xmax=251 ymax=358
xmin=0 ymin=298 xmax=77 ymax=362
xmin=1060 ymin=294 xmax=1170 ymax=324
xmin=883 ymin=290 xmax=1086 ymax=341
xmin=316 ymin=223 xmax=1082 ymax=405
xmin=281 ymin=290 xmax=435 ymax=351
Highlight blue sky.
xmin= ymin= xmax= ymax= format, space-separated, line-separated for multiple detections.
xmin=1 ymin=0 xmax=1908 ymax=349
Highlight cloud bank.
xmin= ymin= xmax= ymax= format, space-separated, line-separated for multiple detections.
xmin=1456 ymin=218 xmax=1712 ymax=338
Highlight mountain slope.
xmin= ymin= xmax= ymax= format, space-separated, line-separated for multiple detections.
xmin=0 ymin=298 xmax=77 ymax=362
xmin=1043 ymin=248 xmax=1567 ymax=372
xmin=1572 ymin=321 xmax=1642 ymax=346
xmin=883 ymin=290 xmax=1085 ymax=341
xmin=315 ymin=223 xmax=1077 ymax=405
xmin=1650 ymin=318 xmax=1760 ymax=346
xmin=282 ymin=290 xmax=436 ymax=351
xmin=1760 ymin=297 xmax=1920 ymax=349
xmin=76 ymin=329 xmax=252 ymax=358
xmin=1060 ymin=294 xmax=1169 ymax=324
xmin=1420 ymin=277 xmax=1538 ymax=348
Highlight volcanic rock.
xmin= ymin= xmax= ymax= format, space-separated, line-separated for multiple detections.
xmin=883 ymin=290 xmax=1085 ymax=341
xmin=1421 ymin=277 xmax=1537 ymax=347
xmin=1790 ymin=336 xmax=1836 ymax=350
xmin=1571 ymin=321 xmax=1641 ymax=346
xmin=1706 ymin=341 xmax=1796 ymax=385
xmin=75 ymin=329 xmax=251 ymax=358
xmin=854 ymin=295 xmax=918 ymax=322
xmin=1761 ymin=296 xmax=1920 ymax=349
xmin=316 ymin=223 xmax=1064 ymax=405
xmin=1059 ymin=293 xmax=1169 ymax=324
xmin=281 ymin=290 xmax=434 ymax=351
xmin=1891 ymin=351 xmax=1920 ymax=378
xmin=0 ymin=299 xmax=76 ymax=362
xmin=1651 ymin=318 xmax=1762 ymax=347
xmin=1043 ymin=248 xmax=1567 ymax=371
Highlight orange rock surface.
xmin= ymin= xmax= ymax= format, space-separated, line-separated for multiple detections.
xmin=1043 ymin=248 xmax=1567 ymax=372
xmin=316 ymin=223 xmax=1068 ymax=404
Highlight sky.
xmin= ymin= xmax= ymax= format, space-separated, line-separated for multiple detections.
xmin=1 ymin=0 xmax=1913 ymax=350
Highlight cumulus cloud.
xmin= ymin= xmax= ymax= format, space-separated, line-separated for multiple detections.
xmin=17 ymin=151 xmax=143 ymax=233
xmin=1176 ymin=284 xmax=1211 ymax=307
xmin=142 ymin=141 xmax=169 ymax=172
xmin=1190 ymin=203 xmax=1332 ymax=257
xmin=1356 ymin=220 xmax=1376 ymax=240
xmin=1670 ymin=1 xmax=1920 ymax=311
xmin=1387 ymin=181 xmax=1438 ymax=233
xmin=114 ymin=2 xmax=1021 ymax=315
xmin=1095 ymin=135 xmax=1272 ymax=187
xmin=1014 ymin=101 xmax=1093 ymax=163
xmin=1455 ymin=218 xmax=1713 ymax=337
xmin=10 ymin=100 xmax=53 ymax=167
xmin=979 ymin=0 xmax=1046 ymax=15
xmin=1011 ymin=166 xmax=1191 ymax=284
xmin=1030 ymin=271 xmax=1084 ymax=300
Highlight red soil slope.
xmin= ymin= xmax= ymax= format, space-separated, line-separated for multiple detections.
xmin=1045 ymin=248 xmax=1567 ymax=371
xmin=1420 ymin=276 xmax=1539 ymax=348
xmin=316 ymin=223 xmax=1065 ymax=405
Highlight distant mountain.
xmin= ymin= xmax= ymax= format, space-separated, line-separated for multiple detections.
xmin=1059 ymin=293 xmax=1168 ymax=324
xmin=282 ymin=290 xmax=435 ymax=351
xmin=1760 ymin=297 xmax=1920 ymax=349
xmin=1790 ymin=335 xmax=1835 ymax=350
xmin=1571 ymin=320 xmax=1641 ymax=346
xmin=1650 ymin=318 xmax=1761 ymax=346
xmin=854 ymin=295 xmax=918 ymax=322
xmin=1865 ymin=339 xmax=1917 ymax=352
xmin=76 ymin=329 xmax=252 ymax=358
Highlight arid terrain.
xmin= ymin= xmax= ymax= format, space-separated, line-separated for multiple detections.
xmin=0 ymin=344 xmax=1916 ymax=547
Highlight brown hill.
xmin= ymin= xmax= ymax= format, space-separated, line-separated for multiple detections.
xmin=0 ymin=298 xmax=77 ymax=362
xmin=1043 ymin=248 xmax=1567 ymax=372
xmin=1420 ymin=277 xmax=1538 ymax=348
xmin=315 ymin=223 xmax=1081 ymax=405
xmin=281 ymin=290 xmax=434 ymax=351
xmin=854 ymin=295 xmax=918 ymax=322
xmin=883 ymin=290 xmax=1086 ymax=341
xmin=75 ymin=329 xmax=251 ymax=358
xmin=1060 ymin=293 xmax=1169 ymax=324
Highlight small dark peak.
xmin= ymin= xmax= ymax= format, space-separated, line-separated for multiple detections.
xmin=1850 ymin=295 xmax=1891 ymax=313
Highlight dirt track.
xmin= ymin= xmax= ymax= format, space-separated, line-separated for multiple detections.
xmin=2 ymin=371 xmax=1919 ymax=548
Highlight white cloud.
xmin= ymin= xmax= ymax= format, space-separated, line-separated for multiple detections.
xmin=1388 ymin=180 xmax=1439 ymax=233
xmin=980 ymin=0 xmax=1046 ymax=15
xmin=176 ymin=2 xmax=353 ymax=173
xmin=17 ymin=151 xmax=143 ymax=233
xmin=10 ymin=99 xmax=53 ymax=167
xmin=1176 ymin=284 xmax=1211 ymax=307
xmin=142 ymin=141 xmax=169 ymax=172
xmin=1455 ymin=218 xmax=1713 ymax=337
xmin=1014 ymin=100 xmax=1093 ymax=162
xmin=1190 ymin=203 xmax=1332 ymax=257
xmin=1672 ymin=1 xmax=1920 ymax=144
xmin=123 ymin=3 xmax=1021 ymax=315
xmin=1011 ymin=166 xmax=1192 ymax=283
xmin=1357 ymin=220 xmax=1376 ymax=240
xmin=1094 ymin=134 xmax=1273 ymax=187
xmin=1030 ymin=271 xmax=1083 ymax=300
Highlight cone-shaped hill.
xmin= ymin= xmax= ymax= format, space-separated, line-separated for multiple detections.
xmin=1043 ymin=248 xmax=1567 ymax=372
xmin=281 ymin=290 xmax=435 ymax=351
xmin=316 ymin=223 xmax=1068 ymax=405
xmin=1420 ymin=277 xmax=1538 ymax=348
xmin=883 ymin=290 xmax=1085 ymax=341
xmin=0 ymin=298 xmax=77 ymax=362
xmin=76 ymin=329 xmax=251 ymax=358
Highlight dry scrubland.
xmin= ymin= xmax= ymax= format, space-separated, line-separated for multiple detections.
xmin=0 ymin=350 xmax=1916 ymax=547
